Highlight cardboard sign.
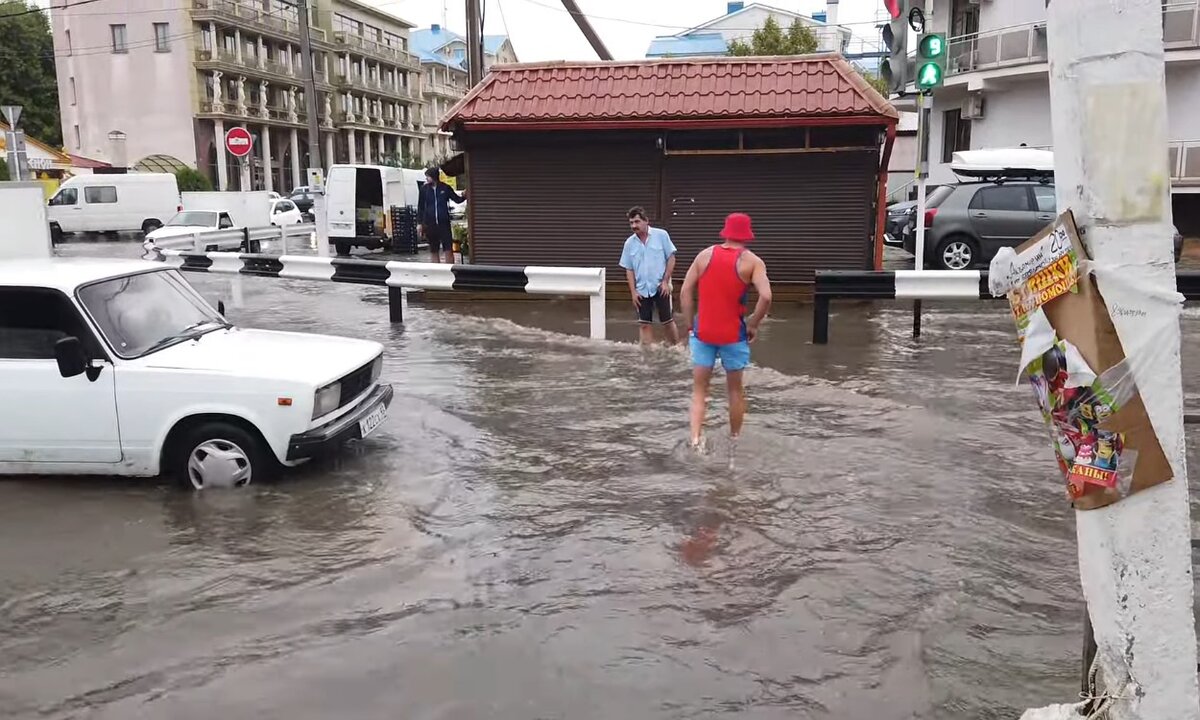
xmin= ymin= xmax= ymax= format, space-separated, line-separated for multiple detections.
xmin=1004 ymin=211 xmax=1171 ymax=510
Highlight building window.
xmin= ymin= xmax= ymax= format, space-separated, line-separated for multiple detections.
xmin=110 ymin=24 xmax=127 ymax=53
xmin=65 ymin=29 xmax=72 ymax=55
xmin=942 ymin=109 xmax=972 ymax=163
xmin=154 ymin=22 xmax=170 ymax=52
xmin=73 ymin=125 xmax=80 ymax=150
xmin=69 ymin=77 xmax=77 ymax=105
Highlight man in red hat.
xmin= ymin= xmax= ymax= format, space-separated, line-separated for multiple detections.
xmin=679 ymin=212 xmax=773 ymax=450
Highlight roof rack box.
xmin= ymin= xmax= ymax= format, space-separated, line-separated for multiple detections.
xmin=0 ymin=182 xmax=52 ymax=259
xmin=950 ymin=148 xmax=1055 ymax=180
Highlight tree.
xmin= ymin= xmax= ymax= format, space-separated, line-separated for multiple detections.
xmin=175 ymin=167 xmax=212 ymax=191
xmin=727 ymin=16 xmax=819 ymax=56
xmin=0 ymin=1 xmax=61 ymax=147
xmin=856 ymin=66 xmax=890 ymax=96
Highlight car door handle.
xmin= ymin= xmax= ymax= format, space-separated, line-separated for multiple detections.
xmin=972 ymin=212 xmax=988 ymax=218
xmin=1036 ymin=214 xmax=1054 ymax=221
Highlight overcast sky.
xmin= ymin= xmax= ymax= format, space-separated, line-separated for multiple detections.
xmin=368 ymin=0 xmax=888 ymax=61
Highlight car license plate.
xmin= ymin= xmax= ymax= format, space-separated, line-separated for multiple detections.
xmin=358 ymin=403 xmax=387 ymax=439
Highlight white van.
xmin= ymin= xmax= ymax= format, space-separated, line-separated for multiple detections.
xmin=47 ymin=173 xmax=181 ymax=242
xmin=325 ymin=164 xmax=424 ymax=255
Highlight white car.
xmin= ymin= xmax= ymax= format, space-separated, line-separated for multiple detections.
xmin=0 ymin=258 xmax=393 ymax=489
xmin=146 ymin=210 xmax=242 ymax=251
xmin=270 ymin=198 xmax=304 ymax=226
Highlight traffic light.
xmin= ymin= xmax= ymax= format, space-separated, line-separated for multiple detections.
xmin=879 ymin=0 xmax=908 ymax=96
xmin=916 ymin=32 xmax=946 ymax=91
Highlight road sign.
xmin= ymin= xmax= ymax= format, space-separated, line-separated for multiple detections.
xmin=225 ymin=126 xmax=253 ymax=157
xmin=1 ymin=105 xmax=21 ymax=128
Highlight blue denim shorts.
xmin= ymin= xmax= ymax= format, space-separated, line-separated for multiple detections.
xmin=690 ymin=335 xmax=751 ymax=371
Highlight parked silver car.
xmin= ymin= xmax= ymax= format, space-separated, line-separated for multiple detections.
xmin=903 ymin=181 xmax=1183 ymax=269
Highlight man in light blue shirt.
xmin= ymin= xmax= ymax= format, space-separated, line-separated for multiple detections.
xmin=619 ymin=206 xmax=680 ymax=345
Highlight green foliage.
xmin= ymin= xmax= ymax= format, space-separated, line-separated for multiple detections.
xmin=727 ymin=16 xmax=818 ymax=56
xmin=855 ymin=64 xmax=890 ymax=96
xmin=452 ymin=222 xmax=469 ymax=256
xmin=175 ymin=166 xmax=212 ymax=191
xmin=0 ymin=1 xmax=61 ymax=146
xmin=379 ymin=152 xmax=425 ymax=170
xmin=0 ymin=157 xmax=8 ymax=181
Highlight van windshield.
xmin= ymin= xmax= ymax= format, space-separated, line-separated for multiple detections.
xmin=166 ymin=211 xmax=218 ymax=227
xmin=78 ymin=269 xmax=226 ymax=358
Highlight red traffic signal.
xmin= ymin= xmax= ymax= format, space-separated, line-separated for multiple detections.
xmin=883 ymin=0 xmax=903 ymax=19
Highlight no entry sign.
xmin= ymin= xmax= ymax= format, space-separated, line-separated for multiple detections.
xmin=225 ymin=126 xmax=253 ymax=157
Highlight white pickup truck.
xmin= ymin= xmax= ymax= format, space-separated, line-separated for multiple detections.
xmin=0 ymin=257 xmax=393 ymax=488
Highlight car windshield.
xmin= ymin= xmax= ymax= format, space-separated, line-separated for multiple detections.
xmin=166 ymin=211 xmax=218 ymax=227
xmin=78 ymin=269 xmax=226 ymax=358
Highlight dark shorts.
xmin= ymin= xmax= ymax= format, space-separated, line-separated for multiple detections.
xmin=425 ymin=223 xmax=453 ymax=252
xmin=637 ymin=290 xmax=674 ymax=324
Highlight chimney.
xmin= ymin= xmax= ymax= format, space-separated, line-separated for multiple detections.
xmin=726 ymin=2 xmax=744 ymax=15
xmin=825 ymin=0 xmax=838 ymax=27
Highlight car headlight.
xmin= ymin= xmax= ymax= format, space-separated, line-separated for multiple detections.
xmin=313 ymin=382 xmax=342 ymax=419
xmin=370 ymin=355 xmax=383 ymax=384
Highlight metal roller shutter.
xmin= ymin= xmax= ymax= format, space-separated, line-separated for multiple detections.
xmin=467 ymin=134 xmax=660 ymax=275
xmin=663 ymin=151 xmax=877 ymax=284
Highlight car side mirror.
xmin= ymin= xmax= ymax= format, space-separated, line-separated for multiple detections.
xmin=54 ymin=336 xmax=88 ymax=378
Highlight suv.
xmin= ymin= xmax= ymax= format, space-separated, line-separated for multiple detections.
xmin=905 ymin=181 xmax=1057 ymax=270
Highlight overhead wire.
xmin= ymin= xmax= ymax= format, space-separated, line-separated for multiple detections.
xmin=0 ymin=0 xmax=106 ymax=19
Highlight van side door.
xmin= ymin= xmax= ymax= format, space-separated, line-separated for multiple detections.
xmin=83 ymin=184 xmax=119 ymax=233
xmin=325 ymin=166 xmax=356 ymax=238
xmin=0 ymin=287 xmax=121 ymax=465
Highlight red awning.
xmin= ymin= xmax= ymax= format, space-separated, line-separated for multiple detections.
xmin=443 ymin=54 xmax=898 ymax=132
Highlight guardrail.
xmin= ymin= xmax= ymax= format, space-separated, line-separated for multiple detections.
xmin=812 ymin=269 xmax=1200 ymax=344
xmin=144 ymin=242 xmax=609 ymax=340
xmin=147 ymin=223 xmax=316 ymax=255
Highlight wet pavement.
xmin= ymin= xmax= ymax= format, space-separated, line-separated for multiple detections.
xmin=3 ymin=238 xmax=1199 ymax=719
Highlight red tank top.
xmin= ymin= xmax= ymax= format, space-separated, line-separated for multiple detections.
xmin=695 ymin=245 xmax=749 ymax=345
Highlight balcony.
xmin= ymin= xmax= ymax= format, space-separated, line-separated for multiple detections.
xmin=195 ymin=47 xmax=333 ymax=90
xmin=1170 ymin=140 xmax=1200 ymax=186
xmin=940 ymin=2 xmax=1199 ymax=78
xmin=333 ymin=31 xmax=421 ymax=71
xmin=427 ymin=82 xmax=465 ymax=99
xmin=334 ymin=72 xmax=419 ymax=102
xmin=191 ymin=0 xmax=327 ymax=43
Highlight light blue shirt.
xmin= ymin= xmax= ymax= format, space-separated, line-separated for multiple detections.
xmin=619 ymin=227 xmax=677 ymax=297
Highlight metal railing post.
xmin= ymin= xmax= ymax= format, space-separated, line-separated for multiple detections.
xmin=812 ymin=295 xmax=830 ymax=345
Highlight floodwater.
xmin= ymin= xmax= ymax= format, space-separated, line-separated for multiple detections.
xmin=3 ymin=239 xmax=1199 ymax=719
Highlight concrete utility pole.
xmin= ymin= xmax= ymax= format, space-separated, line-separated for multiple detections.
xmin=1032 ymin=0 xmax=1199 ymax=717
xmin=560 ymin=0 xmax=612 ymax=61
xmin=296 ymin=0 xmax=329 ymax=257
xmin=466 ymin=0 xmax=484 ymax=86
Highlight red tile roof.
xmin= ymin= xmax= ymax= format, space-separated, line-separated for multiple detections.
xmin=68 ymin=153 xmax=111 ymax=169
xmin=443 ymin=54 xmax=898 ymax=131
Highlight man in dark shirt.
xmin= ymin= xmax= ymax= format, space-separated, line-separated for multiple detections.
xmin=416 ymin=167 xmax=466 ymax=263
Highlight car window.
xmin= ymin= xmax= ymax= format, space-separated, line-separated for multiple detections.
xmin=926 ymin=185 xmax=956 ymax=209
xmin=218 ymin=213 xmax=234 ymax=229
xmin=78 ymin=270 xmax=223 ymax=358
xmin=0 ymin=287 xmax=99 ymax=360
xmin=970 ymin=185 xmax=1032 ymax=212
xmin=1032 ymin=185 xmax=1056 ymax=213
xmin=275 ymin=200 xmax=295 ymax=213
xmin=166 ymin=211 xmax=218 ymax=227
xmin=84 ymin=186 xmax=118 ymax=204
xmin=50 ymin=188 xmax=78 ymax=206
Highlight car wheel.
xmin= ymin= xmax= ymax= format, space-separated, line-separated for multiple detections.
xmin=142 ymin=219 xmax=163 ymax=235
xmin=170 ymin=421 xmax=275 ymax=490
xmin=49 ymin=223 xmax=63 ymax=244
xmin=335 ymin=242 xmax=351 ymax=256
xmin=935 ymin=235 xmax=977 ymax=271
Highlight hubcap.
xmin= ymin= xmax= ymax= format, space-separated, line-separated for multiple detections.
xmin=187 ymin=439 xmax=252 ymax=490
xmin=942 ymin=241 xmax=973 ymax=270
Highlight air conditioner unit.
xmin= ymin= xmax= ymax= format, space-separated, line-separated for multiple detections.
xmin=962 ymin=93 xmax=985 ymax=119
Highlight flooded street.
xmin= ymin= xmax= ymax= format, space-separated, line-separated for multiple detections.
xmin=3 ymin=240 xmax=1199 ymax=719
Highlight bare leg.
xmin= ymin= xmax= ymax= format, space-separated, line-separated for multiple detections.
xmin=429 ymin=245 xmax=441 ymax=263
xmin=639 ymin=324 xmax=654 ymax=345
xmin=690 ymin=366 xmax=712 ymax=445
xmin=726 ymin=370 xmax=746 ymax=438
xmin=663 ymin=319 xmax=680 ymax=345
xmin=443 ymin=249 xmax=455 ymax=264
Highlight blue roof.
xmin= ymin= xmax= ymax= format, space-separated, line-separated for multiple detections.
xmin=483 ymin=35 xmax=507 ymax=55
xmin=410 ymin=26 xmax=463 ymax=56
xmin=645 ymin=32 xmax=728 ymax=58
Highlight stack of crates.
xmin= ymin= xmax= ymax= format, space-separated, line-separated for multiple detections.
xmin=389 ymin=206 xmax=419 ymax=255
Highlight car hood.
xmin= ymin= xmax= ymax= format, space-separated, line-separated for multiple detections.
xmin=148 ymin=225 xmax=215 ymax=239
xmin=888 ymin=201 xmax=917 ymax=214
xmin=139 ymin=327 xmax=382 ymax=386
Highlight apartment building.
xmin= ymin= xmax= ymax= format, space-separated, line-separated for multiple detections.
xmin=911 ymin=0 xmax=1200 ymax=203
xmin=53 ymin=0 xmax=427 ymax=192
xmin=645 ymin=2 xmax=850 ymax=58
xmin=409 ymin=25 xmax=517 ymax=163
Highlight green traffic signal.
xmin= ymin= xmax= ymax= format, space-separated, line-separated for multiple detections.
xmin=916 ymin=62 xmax=943 ymax=90
xmin=919 ymin=33 xmax=945 ymax=59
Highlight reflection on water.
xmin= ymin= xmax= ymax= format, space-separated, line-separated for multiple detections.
xmin=2 ymin=242 xmax=1197 ymax=718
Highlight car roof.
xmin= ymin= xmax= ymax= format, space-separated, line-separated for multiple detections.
xmin=0 ymin=258 xmax=166 ymax=293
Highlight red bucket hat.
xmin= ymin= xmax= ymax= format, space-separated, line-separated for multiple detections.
xmin=719 ymin=212 xmax=755 ymax=243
